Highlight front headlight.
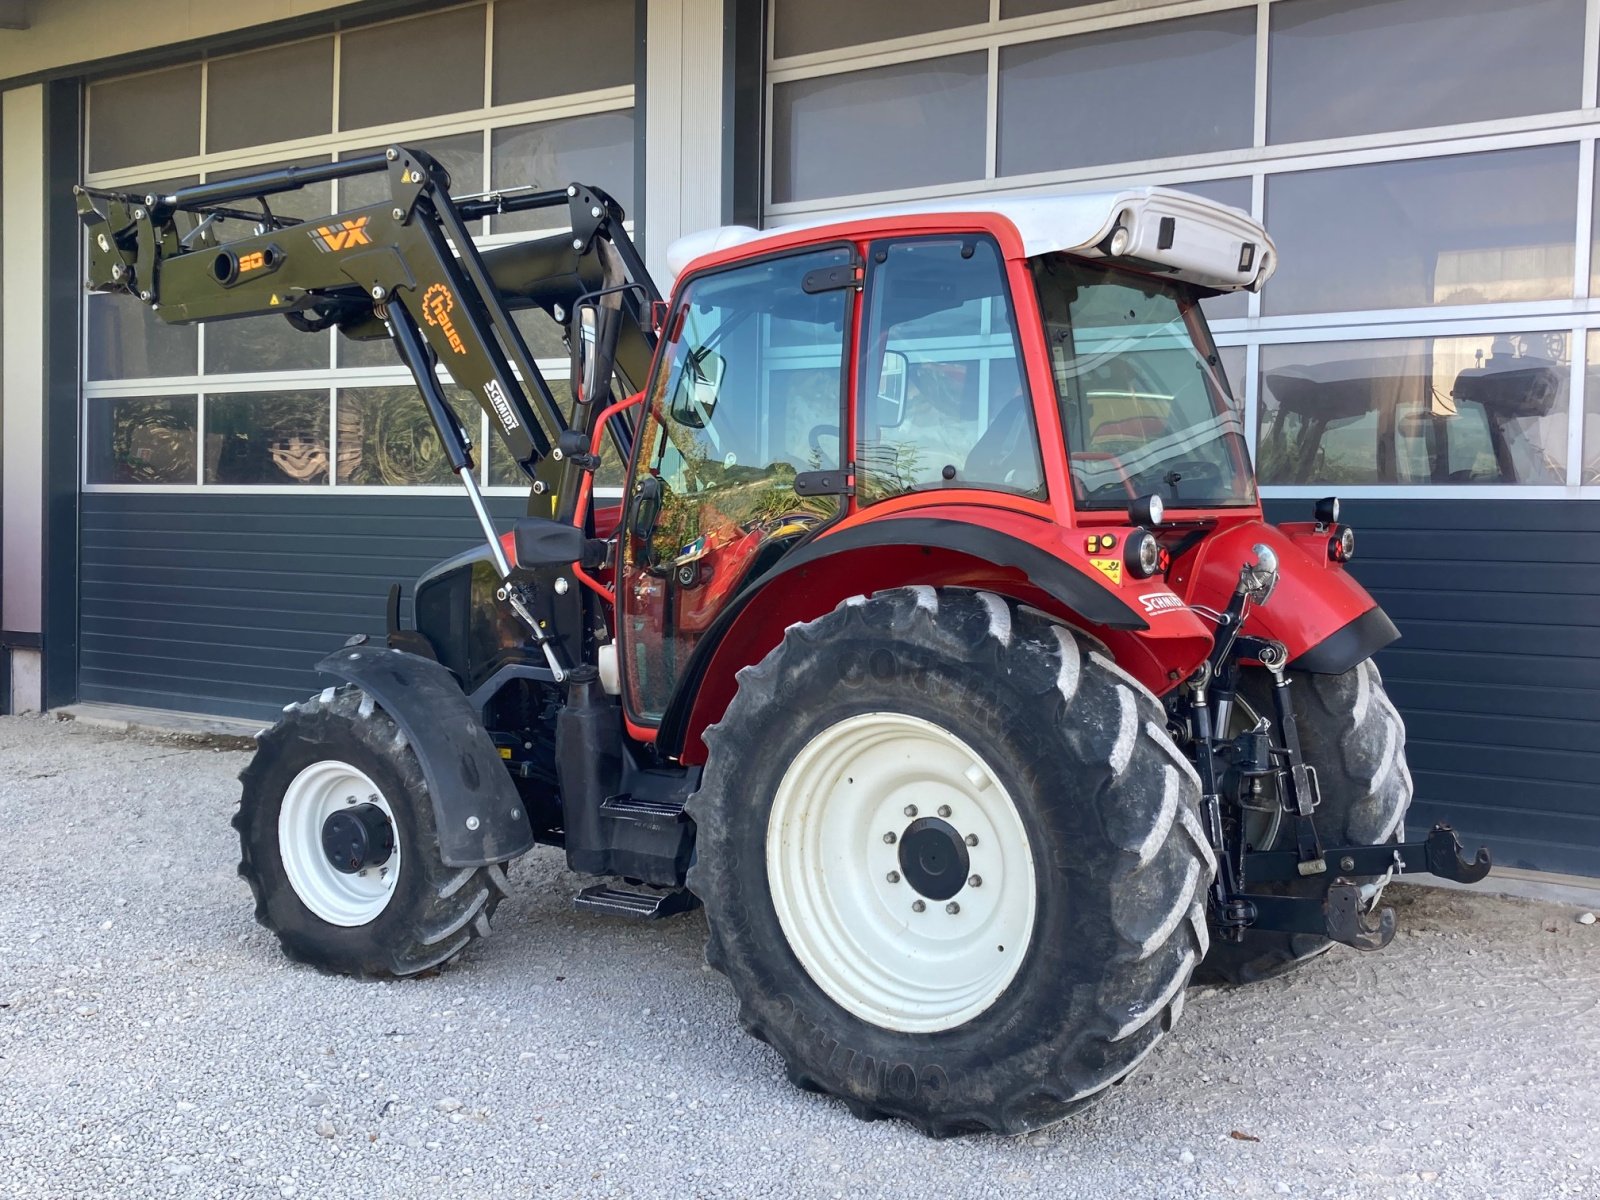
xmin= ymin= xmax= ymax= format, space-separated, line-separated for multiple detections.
xmin=1126 ymin=529 xmax=1163 ymax=578
xmin=1328 ymin=525 xmax=1356 ymax=563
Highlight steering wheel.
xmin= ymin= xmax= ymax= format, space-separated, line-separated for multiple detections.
xmin=808 ymin=423 xmax=841 ymax=457
xmin=1158 ymin=459 xmax=1225 ymax=498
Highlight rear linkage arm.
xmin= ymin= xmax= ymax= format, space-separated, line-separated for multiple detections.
xmin=76 ymin=151 xmax=658 ymax=682
xmin=1183 ymin=547 xmax=1492 ymax=953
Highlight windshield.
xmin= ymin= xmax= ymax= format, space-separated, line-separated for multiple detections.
xmin=1032 ymin=256 xmax=1256 ymax=510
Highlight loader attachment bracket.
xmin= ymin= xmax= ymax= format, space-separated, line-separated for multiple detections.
xmin=314 ymin=644 xmax=533 ymax=867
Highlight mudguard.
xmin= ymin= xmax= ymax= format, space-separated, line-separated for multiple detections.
xmin=314 ymin=643 xmax=533 ymax=867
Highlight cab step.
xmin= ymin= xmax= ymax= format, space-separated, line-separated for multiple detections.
xmin=599 ymin=793 xmax=688 ymax=827
xmin=572 ymin=884 xmax=700 ymax=920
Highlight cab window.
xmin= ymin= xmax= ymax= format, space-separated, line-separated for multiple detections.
xmin=857 ymin=236 xmax=1044 ymax=502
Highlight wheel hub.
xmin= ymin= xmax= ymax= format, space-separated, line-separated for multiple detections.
xmin=321 ymin=802 xmax=395 ymax=874
xmin=897 ymin=817 xmax=970 ymax=901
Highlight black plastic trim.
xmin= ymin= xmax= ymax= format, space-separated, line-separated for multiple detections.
xmin=1289 ymin=605 xmax=1400 ymax=675
xmin=656 ymin=515 xmax=1148 ymax=755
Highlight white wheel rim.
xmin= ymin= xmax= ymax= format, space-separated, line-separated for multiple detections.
xmin=278 ymin=760 xmax=401 ymax=927
xmin=767 ymin=712 xmax=1038 ymax=1033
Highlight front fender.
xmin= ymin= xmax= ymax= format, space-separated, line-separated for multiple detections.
xmin=1169 ymin=520 xmax=1398 ymax=673
xmin=315 ymin=644 xmax=533 ymax=867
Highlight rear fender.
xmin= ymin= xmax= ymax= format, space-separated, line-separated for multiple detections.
xmin=660 ymin=511 xmax=1214 ymax=763
xmin=1168 ymin=520 xmax=1397 ymax=673
xmin=314 ymin=644 xmax=533 ymax=867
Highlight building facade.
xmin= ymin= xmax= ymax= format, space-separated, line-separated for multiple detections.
xmin=2 ymin=0 xmax=1596 ymax=879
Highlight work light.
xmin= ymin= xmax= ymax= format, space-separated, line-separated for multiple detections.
xmin=1329 ymin=525 xmax=1356 ymax=563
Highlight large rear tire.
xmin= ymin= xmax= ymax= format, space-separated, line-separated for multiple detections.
xmin=686 ymin=588 xmax=1212 ymax=1136
xmin=236 ymin=686 xmax=510 ymax=978
xmin=1194 ymin=659 xmax=1412 ymax=985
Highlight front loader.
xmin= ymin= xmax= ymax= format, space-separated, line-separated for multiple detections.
xmin=77 ymin=149 xmax=1492 ymax=1135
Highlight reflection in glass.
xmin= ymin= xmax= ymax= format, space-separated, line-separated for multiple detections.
xmin=490 ymin=113 xmax=635 ymax=233
xmin=1259 ymin=334 xmax=1569 ymax=485
xmin=87 ymin=294 xmax=198 ymax=380
xmin=998 ymin=11 xmax=1254 ymax=175
xmin=337 ymin=386 xmax=479 ymax=486
xmin=86 ymin=396 xmax=197 ymax=484
xmin=859 ymin=238 xmax=1042 ymax=501
xmin=1268 ymin=0 xmax=1584 ymax=145
xmin=205 ymin=391 xmax=332 ymax=485
xmin=1264 ymin=146 xmax=1578 ymax=315
xmin=206 ymin=321 xmax=330 ymax=374
xmin=1584 ymin=332 xmax=1600 ymax=484
xmin=771 ymin=55 xmax=986 ymax=204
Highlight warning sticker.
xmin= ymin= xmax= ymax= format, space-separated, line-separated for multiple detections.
xmin=1089 ymin=557 xmax=1123 ymax=586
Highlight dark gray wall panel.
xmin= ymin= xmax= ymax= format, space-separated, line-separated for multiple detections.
xmin=1265 ymin=498 xmax=1600 ymax=878
xmin=78 ymin=492 xmax=523 ymax=721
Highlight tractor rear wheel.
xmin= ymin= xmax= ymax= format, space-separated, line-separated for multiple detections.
xmin=235 ymin=686 xmax=510 ymax=978
xmin=1194 ymin=659 xmax=1412 ymax=985
xmin=686 ymin=588 xmax=1212 ymax=1135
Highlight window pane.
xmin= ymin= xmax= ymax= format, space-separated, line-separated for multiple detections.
xmin=998 ymin=11 xmax=1255 ymax=176
xmin=860 ymin=238 xmax=1044 ymax=501
xmin=772 ymin=0 xmax=986 ymax=57
xmin=1269 ymin=0 xmax=1584 ymax=144
xmin=338 ymin=332 xmax=402 ymax=369
xmin=1036 ymin=256 xmax=1253 ymax=508
xmin=771 ymin=54 xmax=986 ymax=204
xmin=1217 ymin=344 xmax=1246 ymax=402
xmin=88 ymin=65 xmax=201 ymax=172
xmin=1258 ymin=334 xmax=1570 ymax=485
xmin=337 ymin=385 xmax=478 ymax=485
xmin=339 ymin=9 xmax=485 ymax=131
xmin=492 ymin=0 xmax=634 ymax=102
xmin=87 ymin=295 xmax=198 ymax=380
xmin=514 ymin=307 xmax=570 ymax=359
xmin=489 ymin=112 xmax=635 ymax=233
xmin=206 ymin=321 xmax=330 ymax=375
xmin=339 ymin=133 xmax=484 ymax=211
xmin=205 ymin=391 xmax=331 ymax=485
xmin=86 ymin=396 xmax=197 ymax=484
xmin=205 ymin=157 xmax=334 ymax=238
xmin=1263 ymin=146 xmax=1578 ymax=316
xmin=1001 ymin=0 xmax=1111 ymax=15
xmin=206 ymin=39 xmax=334 ymax=153
xmin=1584 ymin=332 xmax=1600 ymax=484
xmin=1165 ymin=178 xmax=1252 ymax=320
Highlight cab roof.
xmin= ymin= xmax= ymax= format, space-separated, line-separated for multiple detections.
xmin=666 ymin=187 xmax=1276 ymax=294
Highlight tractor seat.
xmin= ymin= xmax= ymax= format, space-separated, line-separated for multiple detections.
xmin=1090 ymin=415 xmax=1167 ymax=444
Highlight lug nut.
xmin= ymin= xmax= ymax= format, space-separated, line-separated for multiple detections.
xmin=903 ymin=804 xmax=918 ymax=818
xmin=946 ymin=902 xmax=960 ymax=915
xmin=937 ymin=805 xmax=952 ymax=818
xmin=968 ymin=875 xmax=982 ymax=888
xmin=965 ymin=834 xmax=979 ymax=847
xmin=882 ymin=832 xmax=897 ymax=844
xmin=886 ymin=871 xmax=900 ymax=884
xmin=911 ymin=900 xmax=926 ymax=913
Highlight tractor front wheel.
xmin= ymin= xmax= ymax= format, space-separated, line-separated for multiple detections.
xmin=235 ymin=686 xmax=510 ymax=978
xmin=687 ymin=588 xmax=1212 ymax=1135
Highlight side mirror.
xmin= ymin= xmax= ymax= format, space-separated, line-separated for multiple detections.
xmin=876 ymin=349 xmax=909 ymax=428
xmin=668 ymin=345 xmax=725 ymax=430
xmin=569 ymin=301 xmax=600 ymax=404
xmin=649 ymin=299 xmax=670 ymax=336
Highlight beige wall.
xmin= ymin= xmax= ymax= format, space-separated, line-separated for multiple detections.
xmin=0 ymin=0 xmax=366 ymax=82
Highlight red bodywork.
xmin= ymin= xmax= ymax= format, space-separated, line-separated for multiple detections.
xmin=581 ymin=211 xmax=1385 ymax=764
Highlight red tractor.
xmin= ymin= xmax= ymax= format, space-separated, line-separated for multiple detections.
xmin=77 ymin=151 xmax=1490 ymax=1136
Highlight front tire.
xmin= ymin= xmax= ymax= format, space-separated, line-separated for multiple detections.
xmin=687 ymin=588 xmax=1212 ymax=1135
xmin=236 ymin=686 xmax=510 ymax=978
xmin=1195 ymin=659 xmax=1412 ymax=985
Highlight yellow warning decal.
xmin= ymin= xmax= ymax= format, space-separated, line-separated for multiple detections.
xmin=1089 ymin=557 xmax=1123 ymax=586
xmin=498 ymin=746 xmax=513 ymax=759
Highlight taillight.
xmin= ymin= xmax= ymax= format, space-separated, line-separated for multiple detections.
xmin=1328 ymin=525 xmax=1356 ymax=563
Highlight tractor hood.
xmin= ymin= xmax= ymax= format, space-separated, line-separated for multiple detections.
xmin=667 ymin=187 xmax=1276 ymax=293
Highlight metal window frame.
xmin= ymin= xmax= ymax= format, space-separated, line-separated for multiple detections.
xmin=760 ymin=0 xmax=1600 ymax=500
xmin=79 ymin=0 xmax=636 ymax=500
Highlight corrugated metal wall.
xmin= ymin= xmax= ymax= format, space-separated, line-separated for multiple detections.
xmin=1265 ymin=498 xmax=1600 ymax=878
xmin=81 ymin=493 xmax=1600 ymax=876
xmin=78 ymin=493 xmax=522 ymax=720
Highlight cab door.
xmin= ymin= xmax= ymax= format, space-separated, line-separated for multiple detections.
xmin=617 ymin=246 xmax=858 ymax=725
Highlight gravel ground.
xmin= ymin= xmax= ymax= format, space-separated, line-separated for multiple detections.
xmin=1 ymin=712 xmax=1596 ymax=1200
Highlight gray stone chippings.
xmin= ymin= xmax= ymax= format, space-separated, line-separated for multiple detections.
xmin=1 ymin=711 xmax=1597 ymax=1198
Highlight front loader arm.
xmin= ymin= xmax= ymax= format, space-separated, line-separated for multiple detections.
xmin=77 ymin=146 xmax=661 ymax=680
xmin=76 ymin=148 xmax=658 ymax=485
